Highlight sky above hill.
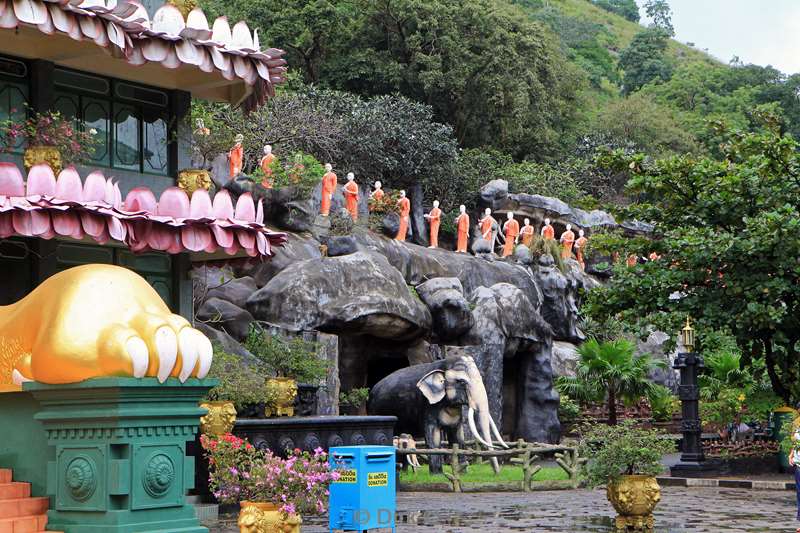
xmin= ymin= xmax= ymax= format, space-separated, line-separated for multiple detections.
xmin=639 ymin=0 xmax=800 ymax=74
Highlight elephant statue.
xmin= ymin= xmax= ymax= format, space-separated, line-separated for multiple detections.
xmin=368 ymin=355 xmax=508 ymax=474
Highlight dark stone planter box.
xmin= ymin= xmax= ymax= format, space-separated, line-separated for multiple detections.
xmin=234 ymin=415 xmax=397 ymax=455
xmin=707 ymin=454 xmax=780 ymax=476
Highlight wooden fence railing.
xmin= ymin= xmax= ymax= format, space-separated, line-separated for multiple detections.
xmin=395 ymin=439 xmax=586 ymax=493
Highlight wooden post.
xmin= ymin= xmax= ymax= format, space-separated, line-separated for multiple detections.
xmin=555 ymin=448 xmax=586 ymax=489
xmin=443 ymin=444 xmax=463 ymax=493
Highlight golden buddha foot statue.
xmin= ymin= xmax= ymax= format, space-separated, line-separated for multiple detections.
xmin=0 ymin=264 xmax=213 ymax=391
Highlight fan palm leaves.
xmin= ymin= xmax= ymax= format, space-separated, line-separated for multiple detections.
xmin=557 ymin=338 xmax=667 ymax=424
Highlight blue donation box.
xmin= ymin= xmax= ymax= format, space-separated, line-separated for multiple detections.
xmin=329 ymin=445 xmax=396 ymax=532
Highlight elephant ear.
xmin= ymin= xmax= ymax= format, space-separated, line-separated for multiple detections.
xmin=417 ymin=369 xmax=446 ymax=404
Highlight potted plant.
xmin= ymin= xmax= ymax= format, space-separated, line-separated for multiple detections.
xmin=339 ymin=387 xmax=370 ymax=416
xmin=245 ymin=326 xmax=329 ymax=418
xmin=579 ymin=420 xmax=675 ymax=530
xmin=0 ymin=109 xmax=97 ymax=174
xmin=201 ymin=347 xmax=277 ymax=436
xmin=201 ymin=433 xmax=339 ymax=532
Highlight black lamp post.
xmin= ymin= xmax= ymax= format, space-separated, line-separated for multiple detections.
xmin=670 ymin=318 xmax=714 ymax=476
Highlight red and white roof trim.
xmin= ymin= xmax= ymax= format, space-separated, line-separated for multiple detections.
xmin=0 ymin=0 xmax=287 ymax=110
xmin=0 ymin=162 xmax=287 ymax=256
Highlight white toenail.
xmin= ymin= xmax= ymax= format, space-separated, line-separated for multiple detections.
xmin=155 ymin=326 xmax=178 ymax=383
xmin=196 ymin=334 xmax=213 ymax=379
xmin=178 ymin=329 xmax=199 ymax=383
xmin=11 ymin=369 xmax=32 ymax=386
xmin=126 ymin=337 xmax=149 ymax=378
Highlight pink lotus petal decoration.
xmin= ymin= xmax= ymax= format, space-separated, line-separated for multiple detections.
xmin=0 ymin=162 xmax=286 ymax=257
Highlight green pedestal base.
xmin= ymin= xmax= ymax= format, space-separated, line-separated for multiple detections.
xmin=11 ymin=377 xmax=217 ymax=533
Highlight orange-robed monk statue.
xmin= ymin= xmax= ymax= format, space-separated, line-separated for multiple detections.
xmin=502 ymin=212 xmax=520 ymax=257
xmin=371 ymin=180 xmax=384 ymax=201
xmin=479 ymin=208 xmax=496 ymax=242
xmin=396 ymin=190 xmax=411 ymax=241
xmin=520 ymin=218 xmax=535 ymax=247
xmin=424 ymin=200 xmax=442 ymax=248
xmin=228 ymin=133 xmax=244 ymax=178
xmin=541 ymin=218 xmax=555 ymax=240
xmin=259 ymin=145 xmax=275 ymax=189
xmin=455 ymin=205 xmax=469 ymax=253
xmin=320 ymin=163 xmax=337 ymax=216
xmin=574 ymin=229 xmax=589 ymax=270
xmin=343 ymin=172 xmax=360 ymax=221
xmin=560 ymin=223 xmax=575 ymax=259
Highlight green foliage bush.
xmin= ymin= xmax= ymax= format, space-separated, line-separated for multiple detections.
xmin=647 ymin=385 xmax=678 ymax=422
xmin=558 ymin=394 xmax=581 ymax=423
xmin=591 ymin=0 xmax=639 ymax=22
xmin=270 ymin=152 xmax=326 ymax=198
xmin=528 ymin=235 xmax=566 ymax=272
xmin=244 ymin=326 xmax=329 ymax=384
xmin=339 ymin=388 xmax=370 ymax=409
xmin=579 ymin=420 xmax=675 ymax=488
xmin=205 ymin=347 xmax=276 ymax=410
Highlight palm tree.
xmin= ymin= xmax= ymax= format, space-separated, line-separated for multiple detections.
xmin=557 ymin=338 xmax=667 ymax=425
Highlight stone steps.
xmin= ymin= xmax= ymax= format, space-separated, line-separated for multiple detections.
xmin=0 ymin=468 xmax=60 ymax=533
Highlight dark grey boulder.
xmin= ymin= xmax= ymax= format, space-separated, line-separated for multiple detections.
xmin=246 ymin=251 xmax=432 ymax=340
xmin=205 ymin=276 xmax=258 ymax=309
xmin=415 ymin=277 xmax=474 ymax=342
xmin=195 ymin=322 xmax=255 ymax=361
xmin=242 ymin=232 xmax=322 ymax=287
xmin=325 ymin=235 xmax=358 ymax=257
xmin=480 ymin=179 xmax=509 ymax=205
xmin=513 ymin=244 xmax=533 ymax=265
xmin=381 ymin=212 xmax=400 ymax=238
xmin=533 ymin=254 xmax=584 ymax=343
xmin=471 ymin=238 xmax=492 ymax=255
xmin=196 ymin=297 xmax=255 ymax=341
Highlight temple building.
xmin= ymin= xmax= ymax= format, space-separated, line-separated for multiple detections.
xmin=0 ymin=0 xmax=287 ymax=315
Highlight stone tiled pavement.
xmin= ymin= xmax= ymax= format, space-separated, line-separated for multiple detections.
xmin=210 ymin=486 xmax=799 ymax=532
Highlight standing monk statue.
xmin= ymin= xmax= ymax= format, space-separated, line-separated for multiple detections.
xmin=455 ymin=205 xmax=469 ymax=253
xmin=502 ymin=212 xmax=520 ymax=257
xmin=520 ymin=218 xmax=535 ymax=247
xmin=541 ymin=218 xmax=555 ymax=240
xmin=396 ymin=190 xmax=411 ymax=241
xmin=479 ymin=208 xmax=497 ymax=246
xmin=320 ymin=163 xmax=337 ymax=216
xmin=574 ymin=229 xmax=589 ymax=270
xmin=343 ymin=172 xmax=360 ymax=221
xmin=228 ymin=133 xmax=244 ymax=178
xmin=424 ymin=200 xmax=442 ymax=248
xmin=371 ymin=180 xmax=384 ymax=200
xmin=259 ymin=144 xmax=275 ymax=189
xmin=560 ymin=224 xmax=575 ymax=259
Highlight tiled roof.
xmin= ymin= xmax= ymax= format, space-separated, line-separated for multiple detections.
xmin=0 ymin=162 xmax=287 ymax=256
xmin=0 ymin=0 xmax=287 ymax=110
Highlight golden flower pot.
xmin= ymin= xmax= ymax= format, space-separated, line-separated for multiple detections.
xmin=238 ymin=501 xmax=301 ymax=533
xmin=265 ymin=377 xmax=297 ymax=417
xmin=177 ymin=169 xmax=212 ymax=197
xmin=606 ymin=475 xmax=661 ymax=531
xmin=24 ymin=145 xmax=62 ymax=175
xmin=199 ymin=400 xmax=237 ymax=437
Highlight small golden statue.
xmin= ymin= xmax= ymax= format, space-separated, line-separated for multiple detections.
xmin=238 ymin=502 xmax=301 ymax=533
xmin=264 ymin=378 xmax=297 ymax=417
xmin=199 ymin=401 xmax=237 ymax=436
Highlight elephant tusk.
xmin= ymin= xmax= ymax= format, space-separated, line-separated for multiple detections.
xmin=468 ymin=407 xmax=494 ymax=449
xmin=489 ymin=416 xmax=510 ymax=448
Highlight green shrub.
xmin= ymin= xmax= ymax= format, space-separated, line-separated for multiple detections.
xmin=558 ymin=394 xmax=581 ymax=423
xmin=244 ymin=326 xmax=329 ymax=384
xmin=339 ymin=388 xmax=370 ymax=409
xmin=647 ymin=385 xmax=678 ymax=422
xmin=271 ymin=152 xmax=325 ymax=198
xmin=579 ymin=420 xmax=675 ymax=488
xmin=205 ymin=347 xmax=276 ymax=410
xmin=528 ymin=235 xmax=565 ymax=272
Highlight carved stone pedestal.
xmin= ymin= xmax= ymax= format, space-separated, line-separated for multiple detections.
xmin=18 ymin=377 xmax=214 ymax=533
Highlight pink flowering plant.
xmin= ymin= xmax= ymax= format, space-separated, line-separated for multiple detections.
xmin=201 ymin=433 xmax=340 ymax=516
xmin=0 ymin=109 xmax=97 ymax=163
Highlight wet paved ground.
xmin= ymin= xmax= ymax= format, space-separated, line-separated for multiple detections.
xmin=211 ymin=486 xmax=799 ymax=532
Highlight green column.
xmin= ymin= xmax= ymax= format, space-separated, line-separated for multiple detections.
xmin=21 ymin=377 xmax=215 ymax=533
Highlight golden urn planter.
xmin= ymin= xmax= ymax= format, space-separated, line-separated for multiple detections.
xmin=24 ymin=145 xmax=62 ymax=175
xmin=177 ymin=168 xmax=212 ymax=196
xmin=238 ymin=501 xmax=301 ymax=533
xmin=199 ymin=400 xmax=237 ymax=437
xmin=606 ymin=475 xmax=661 ymax=531
xmin=265 ymin=377 xmax=297 ymax=417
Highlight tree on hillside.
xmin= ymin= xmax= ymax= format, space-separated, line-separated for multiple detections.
xmin=592 ymin=0 xmax=639 ymax=22
xmin=588 ymin=93 xmax=698 ymax=156
xmin=643 ymin=0 xmax=674 ymax=36
xmin=331 ymin=0 xmax=586 ymax=160
xmin=619 ymin=28 xmax=673 ymax=94
xmin=585 ymin=113 xmax=800 ymax=403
